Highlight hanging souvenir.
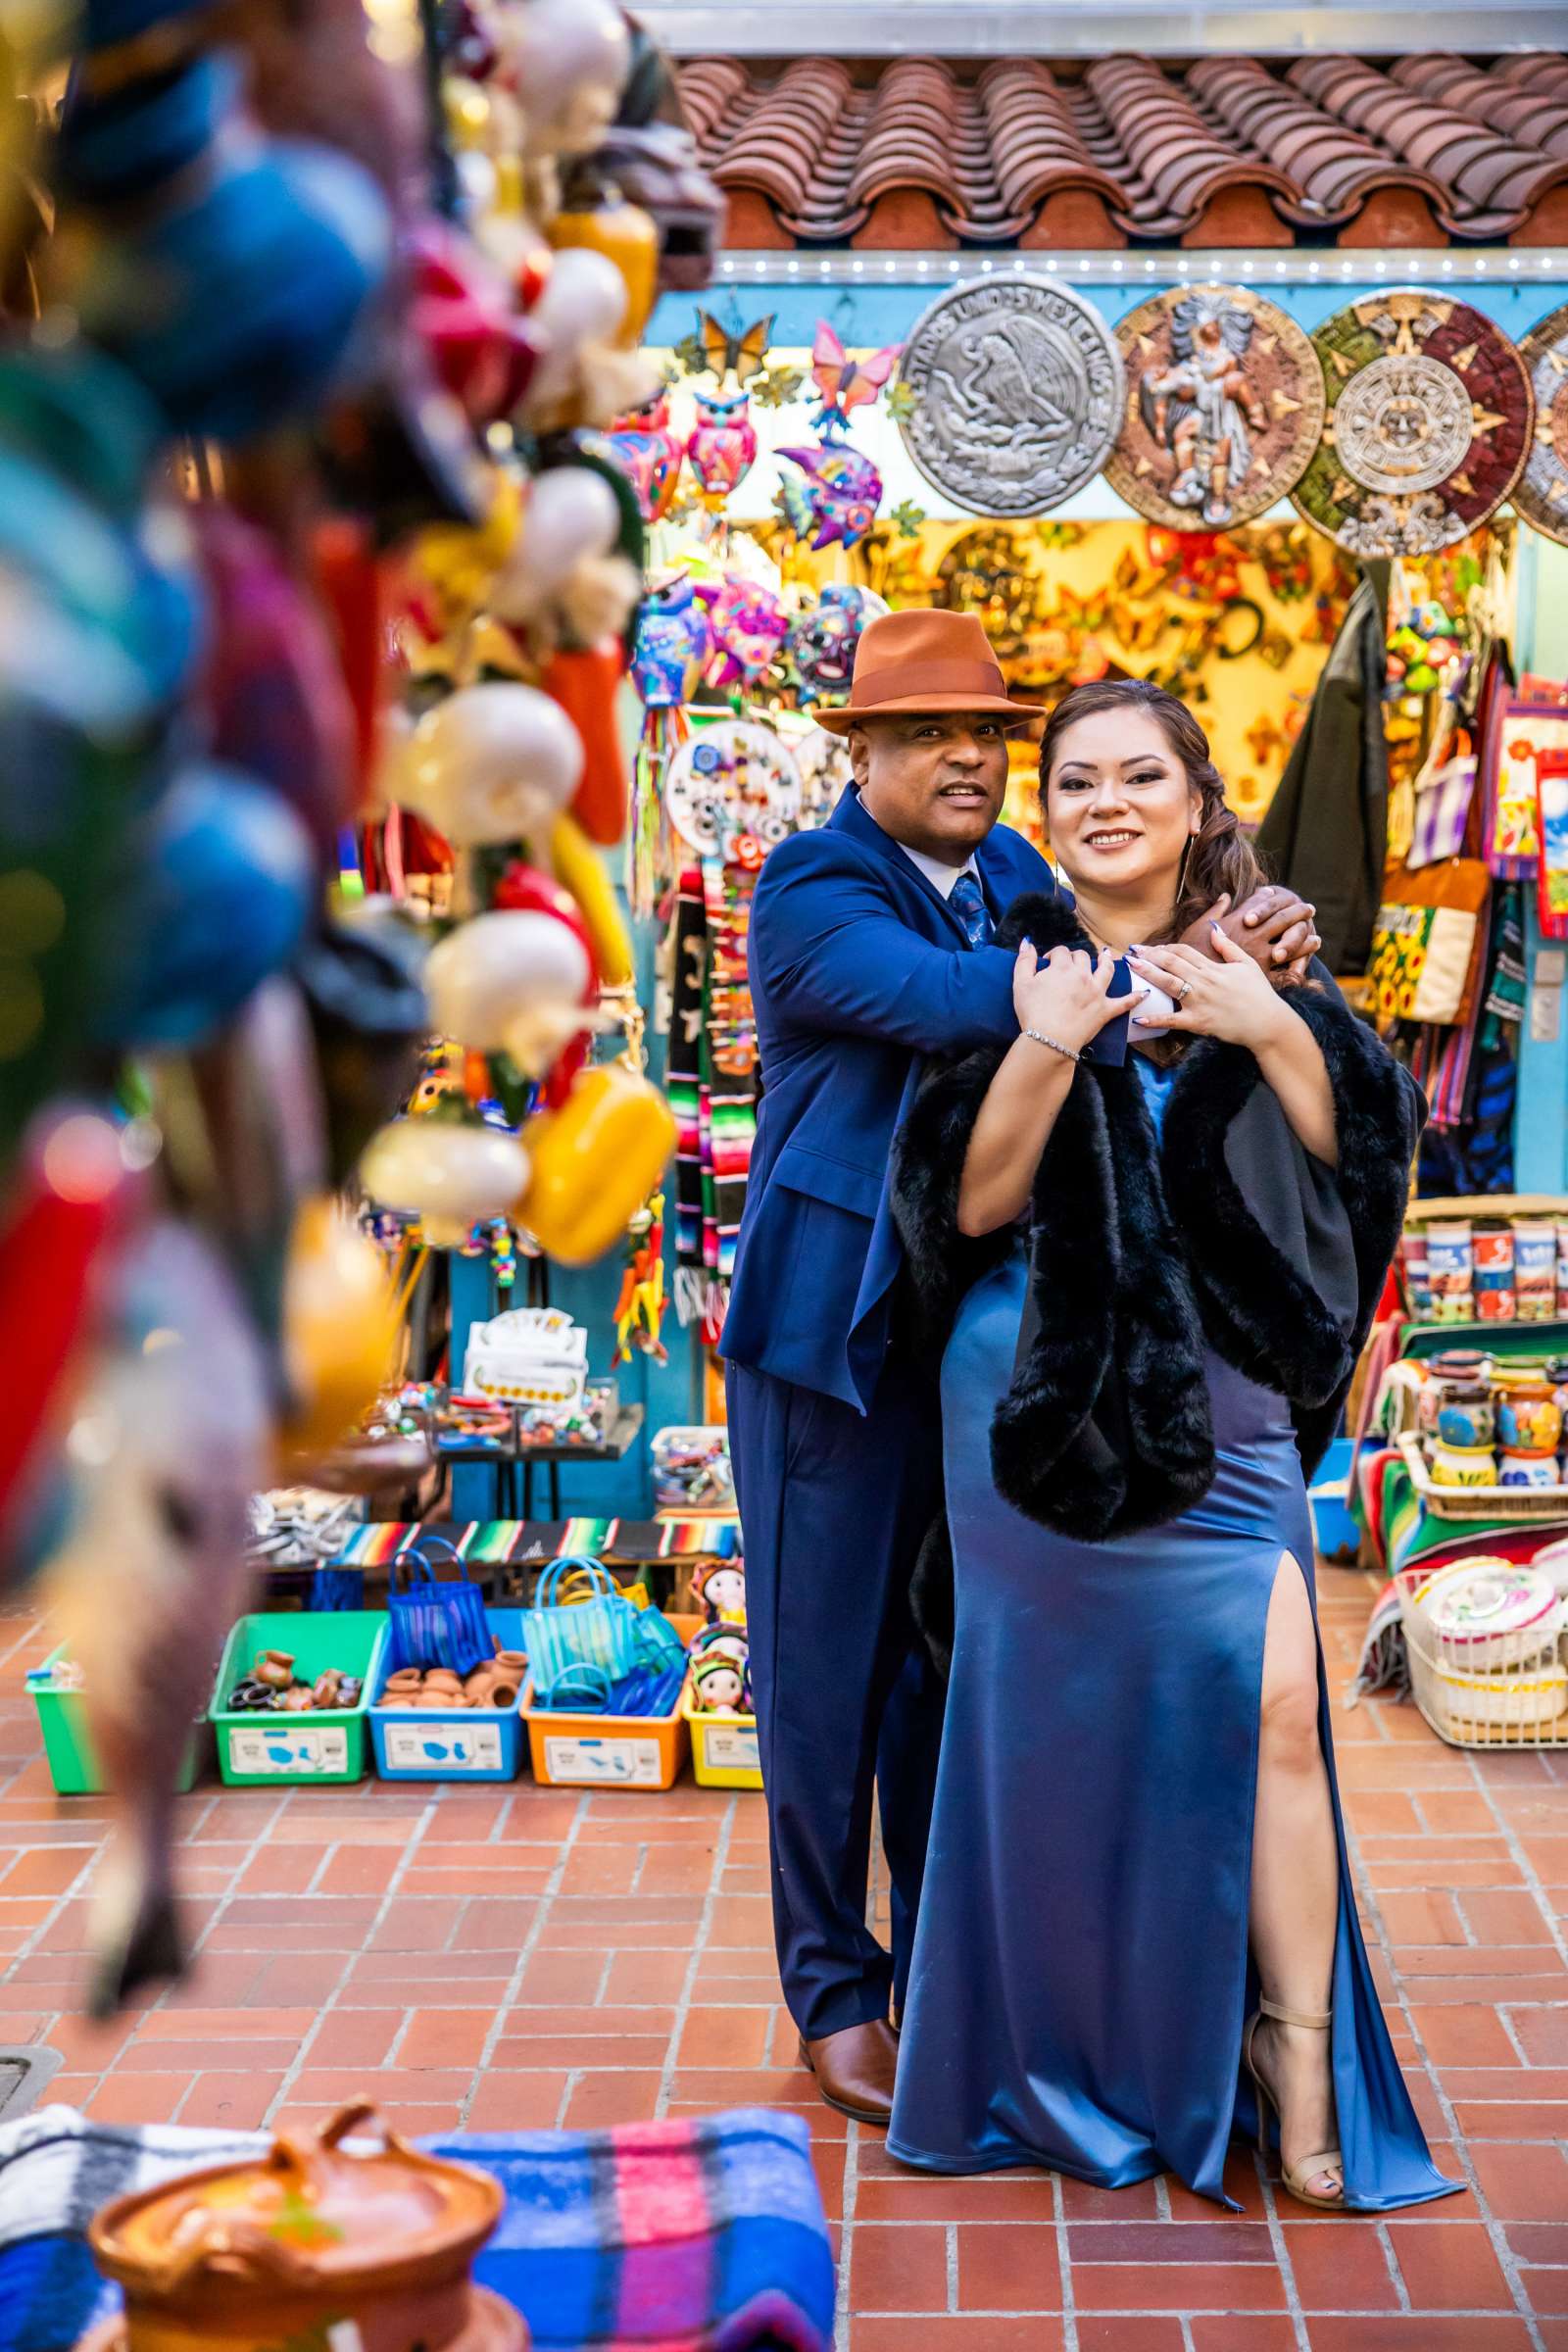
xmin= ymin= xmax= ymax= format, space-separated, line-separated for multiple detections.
xmin=1292 ymin=290 xmax=1533 ymax=559
xmin=793 ymin=722 xmax=854 ymax=830
xmin=1537 ymin=751 xmax=1568 ymax=943
xmin=664 ymin=721 xmax=801 ymax=857
xmin=808 ymin=321 xmax=901 ymax=437
xmin=1513 ymin=298 xmax=1568 ymax=551
xmin=776 ymin=440 xmax=884 ymax=552
xmin=629 ymin=570 xmax=713 ymax=911
xmin=896 ymin=276 xmax=1124 ymax=516
xmin=693 ymin=310 xmax=773 ymax=386
xmin=781 ymin=583 xmax=887 ymax=707
xmin=687 ymin=389 xmax=758 ymax=506
xmin=705 ymin=575 xmax=790 ymax=690
xmin=608 ymin=389 xmax=685 ymax=524
xmin=1103 ymin=285 xmax=1323 ymax=531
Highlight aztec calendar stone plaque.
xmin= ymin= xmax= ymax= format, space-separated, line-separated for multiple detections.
xmin=896 ymin=276 xmax=1125 ymax=516
xmin=1292 ymin=289 xmax=1533 ymax=559
xmin=1513 ymin=298 xmax=1568 ymax=550
xmin=1103 ymin=284 xmax=1325 ymax=531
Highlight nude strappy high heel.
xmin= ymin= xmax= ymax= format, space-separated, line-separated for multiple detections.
xmin=1244 ymin=1996 xmax=1345 ymax=2211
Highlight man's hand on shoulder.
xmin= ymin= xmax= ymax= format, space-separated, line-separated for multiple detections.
xmin=1181 ymin=886 xmax=1321 ymax=985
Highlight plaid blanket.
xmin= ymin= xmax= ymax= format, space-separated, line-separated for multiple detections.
xmin=0 ymin=2105 xmax=833 ymax=2352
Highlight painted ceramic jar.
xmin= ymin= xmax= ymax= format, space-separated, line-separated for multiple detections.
xmin=1435 ymin=1382 xmax=1495 ymax=1449
xmin=1498 ymin=1448 xmax=1562 ymax=1490
xmin=1496 ymin=1380 xmax=1563 ymax=1455
xmin=1429 ymin=1439 xmax=1498 ymax=1489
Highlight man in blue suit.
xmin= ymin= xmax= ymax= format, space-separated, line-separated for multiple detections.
xmin=722 ymin=610 xmax=1317 ymax=2125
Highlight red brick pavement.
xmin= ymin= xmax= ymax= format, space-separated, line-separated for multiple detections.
xmin=4 ymin=1566 xmax=1568 ymax=2348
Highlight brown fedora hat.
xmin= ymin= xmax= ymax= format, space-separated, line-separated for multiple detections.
xmin=813 ymin=610 xmax=1040 ymax=736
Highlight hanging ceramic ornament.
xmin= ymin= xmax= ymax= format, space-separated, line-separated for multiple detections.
xmin=397 ymin=682 xmax=584 ymax=846
xmin=609 ymin=391 xmax=685 ymax=523
xmin=687 ymin=389 xmax=758 ymax=506
xmin=490 ymin=465 xmax=621 ymax=622
xmin=706 ymin=576 xmax=790 ymax=690
xmin=663 ymin=721 xmax=801 ymax=857
xmin=426 ymin=908 xmax=594 ymax=1076
xmin=1103 ymin=284 xmax=1324 ymax=530
xmin=808 ymin=321 xmax=901 ymax=437
xmin=360 ymin=1113 xmax=530 ymax=1248
xmin=629 ymin=571 xmax=712 ymax=913
xmin=495 ymin=0 xmax=632 ymax=162
xmin=776 ymin=441 xmax=884 ymax=552
xmin=1293 ymin=289 xmax=1533 ymax=558
xmin=1514 ymin=298 xmax=1568 ymax=550
xmin=783 ymin=583 xmax=888 ymax=709
xmin=407 ymin=216 xmax=541 ymax=423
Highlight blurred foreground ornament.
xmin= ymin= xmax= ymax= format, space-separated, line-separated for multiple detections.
xmin=40 ymin=1218 xmax=270 ymax=2015
xmin=360 ymin=1112 xmax=530 ymax=1248
xmin=397 ymin=681 xmax=584 ymax=845
xmin=425 ymin=908 xmax=593 ymax=1072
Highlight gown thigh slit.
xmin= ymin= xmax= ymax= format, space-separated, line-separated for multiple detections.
xmin=886 ymin=1238 xmax=1460 ymax=2214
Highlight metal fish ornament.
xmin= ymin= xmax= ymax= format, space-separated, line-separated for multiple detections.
xmin=776 ymin=442 xmax=884 ymax=552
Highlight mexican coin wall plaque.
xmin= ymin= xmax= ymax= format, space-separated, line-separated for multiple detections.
xmin=896 ymin=277 xmax=1124 ymax=517
xmin=1103 ymin=285 xmax=1325 ymax=530
xmin=1292 ymin=289 xmax=1533 ymax=559
xmin=1514 ymin=298 xmax=1568 ymax=550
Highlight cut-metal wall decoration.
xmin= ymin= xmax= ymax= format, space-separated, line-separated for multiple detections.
xmin=1104 ymin=284 xmax=1325 ymax=531
xmin=1514 ymin=297 xmax=1568 ymax=551
xmin=1292 ymin=289 xmax=1533 ymax=558
xmin=895 ymin=275 xmax=1124 ymax=516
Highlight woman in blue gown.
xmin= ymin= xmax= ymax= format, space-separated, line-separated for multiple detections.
xmin=887 ymin=681 xmax=1458 ymax=2215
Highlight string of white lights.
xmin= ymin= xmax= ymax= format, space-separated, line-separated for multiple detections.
xmin=711 ymin=249 xmax=1568 ymax=287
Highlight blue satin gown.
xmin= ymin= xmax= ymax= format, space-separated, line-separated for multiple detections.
xmin=887 ymin=1058 xmax=1458 ymax=2212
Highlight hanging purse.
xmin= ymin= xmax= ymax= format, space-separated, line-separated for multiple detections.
xmin=1368 ymin=854 xmax=1491 ymax=1030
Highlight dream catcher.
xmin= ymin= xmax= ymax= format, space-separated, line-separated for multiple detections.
xmin=662 ymin=721 xmax=802 ymax=1334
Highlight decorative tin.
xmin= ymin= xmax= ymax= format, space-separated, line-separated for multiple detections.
xmin=1103 ymin=284 xmax=1324 ymax=530
xmin=1514 ymin=297 xmax=1568 ymax=549
xmin=1293 ymin=289 xmax=1533 ymax=558
xmin=896 ymin=276 xmax=1124 ymax=516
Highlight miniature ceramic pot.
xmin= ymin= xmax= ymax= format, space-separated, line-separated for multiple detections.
xmin=254 ymin=1650 xmax=295 ymax=1690
xmin=1429 ymin=1440 xmax=1497 ymax=1489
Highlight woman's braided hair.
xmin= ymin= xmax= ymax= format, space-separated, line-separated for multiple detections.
xmin=1037 ymin=679 xmax=1265 ymax=946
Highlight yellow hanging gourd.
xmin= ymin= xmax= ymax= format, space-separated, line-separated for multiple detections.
xmin=516 ymin=1064 xmax=675 ymax=1265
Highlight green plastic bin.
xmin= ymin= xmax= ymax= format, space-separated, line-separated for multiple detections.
xmin=210 ymin=1612 xmax=386 ymax=1787
xmin=26 ymin=1645 xmax=201 ymax=1797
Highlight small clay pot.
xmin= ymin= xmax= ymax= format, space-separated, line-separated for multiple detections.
xmin=385 ymin=1668 xmax=423 ymax=1692
xmin=280 ymin=1683 xmax=315 ymax=1712
xmin=424 ymin=1673 xmax=464 ymax=1697
xmin=493 ymin=1649 xmax=527 ymax=1673
xmin=487 ymin=1679 xmax=519 ymax=1710
xmin=254 ymin=1649 xmax=296 ymax=1690
xmin=313 ymin=1671 xmax=343 ymax=1710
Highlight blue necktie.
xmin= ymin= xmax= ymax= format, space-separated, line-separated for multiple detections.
xmin=949 ymin=870 xmax=993 ymax=949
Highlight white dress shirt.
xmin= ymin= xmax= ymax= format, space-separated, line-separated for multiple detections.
xmin=895 ymin=841 xmax=980 ymax=900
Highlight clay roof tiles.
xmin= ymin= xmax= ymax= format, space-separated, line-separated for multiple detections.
xmin=674 ymin=50 xmax=1568 ymax=249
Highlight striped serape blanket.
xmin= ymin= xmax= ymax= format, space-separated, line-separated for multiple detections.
xmin=335 ymin=1519 xmax=742 ymax=1572
xmin=0 ymin=2105 xmax=833 ymax=2352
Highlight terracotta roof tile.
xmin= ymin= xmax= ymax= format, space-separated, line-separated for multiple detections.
xmin=674 ymin=51 xmax=1568 ymax=250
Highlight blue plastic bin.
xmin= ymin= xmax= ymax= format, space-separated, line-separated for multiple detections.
xmin=369 ymin=1605 xmax=527 ymax=1783
xmin=1308 ymin=1436 xmax=1359 ymax=1562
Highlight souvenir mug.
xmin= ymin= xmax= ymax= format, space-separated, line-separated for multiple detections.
xmin=1496 ymin=1380 xmax=1563 ymax=1455
xmin=1436 ymin=1382 xmax=1494 ymax=1450
xmin=1429 ymin=1439 xmax=1497 ymax=1489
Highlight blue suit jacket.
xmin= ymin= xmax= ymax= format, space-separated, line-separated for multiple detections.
xmin=721 ymin=788 xmax=1129 ymax=1410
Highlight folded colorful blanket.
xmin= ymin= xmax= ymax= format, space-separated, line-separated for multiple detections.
xmin=0 ymin=2104 xmax=833 ymax=2352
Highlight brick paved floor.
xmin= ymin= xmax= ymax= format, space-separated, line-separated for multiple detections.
xmin=4 ymin=1564 xmax=1568 ymax=2349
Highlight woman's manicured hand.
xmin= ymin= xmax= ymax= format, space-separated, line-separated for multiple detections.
xmin=1184 ymin=886 xmax=1320 ymax=980
xmin=1130 ymin=924 xmax=1291 ymax=1050
xmin=1013 ymin=941 xmax=1141 ymax=1056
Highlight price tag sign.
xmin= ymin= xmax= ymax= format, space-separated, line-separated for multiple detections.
xmin=383 ymin=1723 xmax=505 ymax=1774
xmin=543 ymin=1736 xmax=664 ymax=1787
xmin=227 ymin=1726 xmax=350 ymax=1777
xmin=705 ymin=1725 xmax=760 ymax=1775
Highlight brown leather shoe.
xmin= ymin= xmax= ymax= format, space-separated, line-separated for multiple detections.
xmin=798 ymin=2020 xmax=899 ymax=2126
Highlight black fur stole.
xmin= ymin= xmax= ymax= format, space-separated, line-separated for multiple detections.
xmin=891 ymin=890 xmax=1419 ymax=1552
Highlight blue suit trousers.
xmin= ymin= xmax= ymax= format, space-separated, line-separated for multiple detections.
xmin=725 ymin=1348 xmax=946 ymax=2041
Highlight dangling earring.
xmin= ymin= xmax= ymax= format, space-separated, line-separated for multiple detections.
xmin=1176 ymin=834 xmax=1193 ymax=908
